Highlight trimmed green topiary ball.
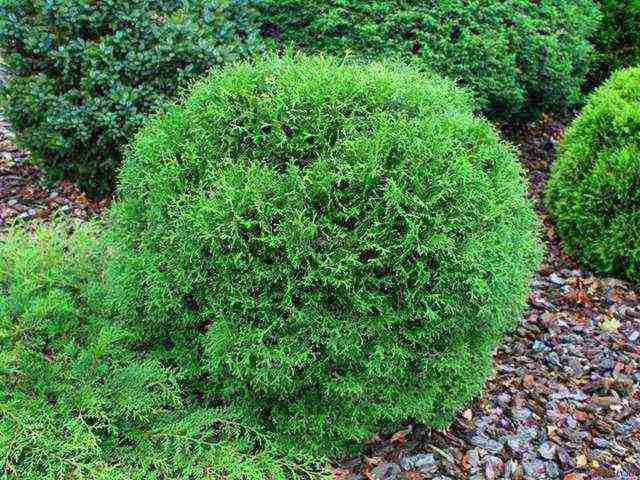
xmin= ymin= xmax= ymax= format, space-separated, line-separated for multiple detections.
xmin=547 ymin=67 xmax=640 ymax=284
xmin=107 ymin=55 xmax=542 ymax=456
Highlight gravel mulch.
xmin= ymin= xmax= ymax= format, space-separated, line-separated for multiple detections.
xmin=0 ymin=118 xmax=107 ymax=232
xmin=1 ymin=113 xmax=638 ymax=480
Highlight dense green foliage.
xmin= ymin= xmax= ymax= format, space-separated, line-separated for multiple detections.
xmin=0 ymin=222 xmax=323 ymax=479
xmin=0 ymin=0 xmax=262 ymax=195
xmin=107 ymin=55 xmax=542 ymax=457
xmin=258 ymin=0 xmax=600 ymax=120
xmin=547 ymin=67 xmax=640 ymax=284
xmin=592 ymin=0 xmax=640 ymax=82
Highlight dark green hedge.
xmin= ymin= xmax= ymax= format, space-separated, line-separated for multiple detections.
xmin=0 ymin=0 xmax=262 ymax=195
xmin=547 ymin=67 xmax=640 ymax=284
xmin=592 ymin=0 xmax=640 ymax=82
xmin=258 ymin=0 xmax=601 ymax=121
xmin=107 ymin=55 xmax=542 ymax=456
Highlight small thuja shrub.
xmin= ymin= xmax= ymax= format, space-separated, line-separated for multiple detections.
xmin=0 ymin=0 xmax=262 ymax=195
xmin=547 ymin=67 xmax=640 ymax=284
xmin=0 ymin=222 xmax=322 ymax=479
xmin=258 ymin=0 xmax=601 ymax=121
xmin=107 ymin=55 xmax=542 ymax=457
xmin=591 ymin=0 xmax=640 ymax=82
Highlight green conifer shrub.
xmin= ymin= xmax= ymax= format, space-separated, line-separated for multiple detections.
xmin=0 ymin=0 xmax=263 ymax=195
xmin=0 ymin=222 xmax=322 ymax=479
xmin=107 ymin=55 xmax=542 ymax=457
xmin=591 ymin=0 xmax=640 ymax=82
xmin=257 ymin=0 xmax=601 ymax=121
xmin=546 ymin=67 xmax=640 ymax=284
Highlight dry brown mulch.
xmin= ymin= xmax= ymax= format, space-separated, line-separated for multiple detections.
xmin=0 ymin=118 xmax=108 ymax=232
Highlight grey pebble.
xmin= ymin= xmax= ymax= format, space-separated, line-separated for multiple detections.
xmin=545 ymin=461 xmax=559 ymax=479
xmin=370 ymin=463 xmax=400 ymax=480
xmin=523 ymin=457 xmax=545 ymax=476
xmin=484 ymin=456 xmax=503 ymax=480
xmin=400 ymin=453 xmax=437 ymax=472
xmin=593 ymin=437 xmax=609 ymax=448
xmin=512 ymin=407 xmax=534 ymax=421
xmin=533 ymin=340 xmax=547 ymax=351
xmin=538 ymin=441 xmax=556 ymax=460
xmin=548 ymin=273 xmax=565 ymax=285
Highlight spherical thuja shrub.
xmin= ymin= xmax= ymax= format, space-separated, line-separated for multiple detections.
xmin=547 ymin=67 xmax=640 ymax=284
xmin=258 ymin=0 xmax=601 ymax=121
xmin=107 ymin=55 xmax=542 ymax=456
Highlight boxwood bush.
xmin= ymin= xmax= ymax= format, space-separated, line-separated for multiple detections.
xmin=258 ymin=0 xmax=601 ymax=121
xmin=592 ymin=0 xmax=640 ymax=81
xmin=547 ymin=67 xmax=640 ymax=284
xmin=107 ymin=55 xmax=542 ymax=456
xmin=0 ymin=0 xmax=262 ymax=195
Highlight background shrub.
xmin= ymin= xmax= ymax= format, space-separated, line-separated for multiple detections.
xmin=547 ymin=68 xmax=640 ymax=282
xmin=591 ymin=0 xmax=640 ymax=82
xmin=546 ymin=67 xmax=640 ymax=284
xmin=107 ymin=55 xmax=542 ymax=457
xmin=0 ymin=0 xmax=263 ymax=195
xmin=258 ymin=0 xmax=600 ymax=121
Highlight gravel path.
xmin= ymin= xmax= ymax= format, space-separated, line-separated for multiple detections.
xmin=1 ymin=114 xmax=638 ymax=480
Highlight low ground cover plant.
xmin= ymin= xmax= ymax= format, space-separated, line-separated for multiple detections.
xmin=0 ymin=222 xmax=319 ymax=479
xmin=547 ymin=67 xmax=640 ymax=284
xmin=258 ymin=0 xmax=601 ymax=121
xmin=0 ymin=0 xmax=262 ymax=195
